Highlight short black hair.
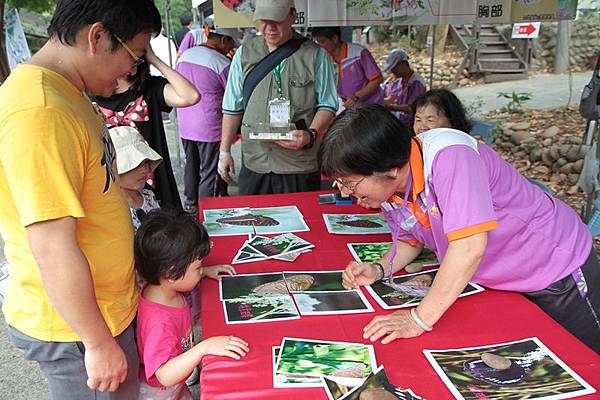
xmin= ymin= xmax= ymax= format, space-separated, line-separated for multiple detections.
xmin=319 ymin=105 xmax=413 ymax=178
xmin=311 ymin=26 xmax=341 ymax=40
xmin=411 ymin=89 xmax=472 ymax=133
xmin=48 ymin=0 xmax=162 ymax=51
xmin=134 ymin=208 xmax=211 ymax=285
xmin=179 ymin=14 xmax=193 ymax=26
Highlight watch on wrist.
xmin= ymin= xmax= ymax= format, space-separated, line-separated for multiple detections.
xmin=303 ymin=128 xmax=318 ymax=149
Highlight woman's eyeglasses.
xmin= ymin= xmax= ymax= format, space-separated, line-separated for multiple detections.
xmin=334 ymin=177 xmax=366 ymax=195
xmin=113 ymin=33 xmax=145 ymax=69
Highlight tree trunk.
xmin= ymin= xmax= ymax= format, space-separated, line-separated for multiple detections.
xmin=0 ymin=0 xmax=11 ymax=84
xmin=554 ymin=20 xmax=570 ymax=74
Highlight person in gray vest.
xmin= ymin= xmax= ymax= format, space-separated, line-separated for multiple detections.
xmin=219 ymin=0 xmax=338 ymax=195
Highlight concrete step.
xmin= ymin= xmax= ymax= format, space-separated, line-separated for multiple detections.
xmin=480 ymin=59 xmax=525 ymax=70
xmin=479 ymin=49 xmax=517 ymax=59
xmin=484 ymin=72 xmax=528 ymax=83
xmin=480 ymin=43 xmax=512 ymax=51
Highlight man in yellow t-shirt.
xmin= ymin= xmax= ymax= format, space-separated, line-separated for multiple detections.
xmin=0 ymin=1 xmax=161 ymax=399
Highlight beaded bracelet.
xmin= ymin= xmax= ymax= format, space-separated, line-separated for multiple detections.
xmin=373 ymin=262 xmax=385 ymax=281
xmin=410 ymin=308 xmax=433 ymax=332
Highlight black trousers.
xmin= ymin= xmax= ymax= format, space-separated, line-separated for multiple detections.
xmin=182 ymin=139 xmax=227 ymax=208
xmin=524 ymin=248 xmax=600 ymax=354
xmin=238 ymin=166 xmax=320 ymax=195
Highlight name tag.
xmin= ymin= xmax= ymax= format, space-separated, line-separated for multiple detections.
xmin=269 ymin=98 xmax=290 ymax=128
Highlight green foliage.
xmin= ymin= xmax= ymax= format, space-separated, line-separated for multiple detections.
xmin=463 ymin=36 xmax=488 ymax=49
xmin=7 ymin=0 xmax=54 ymax=13
xmin=153 ymin=0 xmax=194 ymax=35
xmin=497 ymin=91 xmax=533 ymax=113
xmin=348 ymin=0 xmax=379 ymax=15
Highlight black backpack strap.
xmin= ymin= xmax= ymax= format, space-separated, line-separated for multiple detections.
xmin=242 ymin=38 xmax=306 ymax=110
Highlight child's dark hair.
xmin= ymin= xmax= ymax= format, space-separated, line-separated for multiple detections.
xmin=134 ymin=208 xmax=211 ymax=285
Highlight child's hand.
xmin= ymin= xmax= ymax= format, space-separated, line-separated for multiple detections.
xmin=202 ymin=336 xmax=249 ymax=360
xmin=203 ymin=264 xmax=236 ymax=280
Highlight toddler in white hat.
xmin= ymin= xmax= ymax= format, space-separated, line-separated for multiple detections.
xmin=109 ymin=126 xmax=163 ymax=231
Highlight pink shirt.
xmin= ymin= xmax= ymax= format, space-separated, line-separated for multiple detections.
xmin=336 ymin=42 xmax=383 ymax=106
xmin=382 ymin=129 xmax=591 ymax=292
xmin=136 ymin=288 xmax=193 ymax=388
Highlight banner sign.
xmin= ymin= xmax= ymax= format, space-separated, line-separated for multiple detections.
xmin=214 ymin=0 xmax=578 ymax=28
xmin=476 ymin=0 xmax=578 ymax=23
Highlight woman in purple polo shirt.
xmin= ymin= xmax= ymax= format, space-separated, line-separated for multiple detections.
xmin=312 ymin=27 xmax=384 ymax=109
xmin=318 ymin=104 xmax=600 ymax=354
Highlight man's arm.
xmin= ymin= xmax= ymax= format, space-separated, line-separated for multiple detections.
xmin=219 ymin=48 xmax=245 ymax=181
xmin=26 ymin=217 xmax=128 ymax=392
xmin=218 ymin=114 xmax=243 ymax=182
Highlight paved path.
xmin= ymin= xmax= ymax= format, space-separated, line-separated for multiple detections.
xmin=454 ymin=71 xmax=591 ymax=115
xmin=0 ymin=70 xmax=594 ymax=399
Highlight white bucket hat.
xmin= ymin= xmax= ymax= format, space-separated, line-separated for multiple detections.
xmin=211 ymin=27 xmax=242 ymax=46
xmin=253 ymin=0 xmax=295 ymax=22
xmin=382 ymin=48 xmax=410 ymax=72
xmin=109 ymin=126 xmax=162 ymax=175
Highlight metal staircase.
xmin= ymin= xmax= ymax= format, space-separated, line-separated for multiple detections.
xmin=451 ymin=24 xmax=528 ymax=83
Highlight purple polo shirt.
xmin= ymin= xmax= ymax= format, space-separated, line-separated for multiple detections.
xmin=337 ymin=43 xmax=383 ymax=106
xmin=176 ymin=45 xmax=230 ymax=142
xmin=383 ymin=128 xmax=591 ymax=293
xmin=383 ymin=72 xmax=426 ymax=125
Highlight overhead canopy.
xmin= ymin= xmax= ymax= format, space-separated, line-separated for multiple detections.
xmin=213 ymin=0 xmax=578 ymax=28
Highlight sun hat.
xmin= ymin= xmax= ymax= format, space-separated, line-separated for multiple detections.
xmin=253 ymin=0 xmax=295 ymax=22
xmin=211 ymin=27 xmax=242 ymax=46
xmin=382 ymin=48 xmax=410 ymax=72
xmin=108 ymin=126 xmax=162 ymax=175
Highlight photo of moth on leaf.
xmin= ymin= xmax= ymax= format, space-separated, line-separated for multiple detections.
xmin=231 ymin=234 xmax=314 ymax=264
xmin=322 ymin=365 xmax=424 ymax=400
xmin=219 ymin=272 xmax=300 ymax=324
xmin=203 ymin=206 xmax=309 ymax=236
xmin=323 ymin=213 xmax=391 ymax=235
xmin=366 ymin=268 xmax=484 ymax=310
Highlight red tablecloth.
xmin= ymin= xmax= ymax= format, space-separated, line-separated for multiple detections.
xmin=198 ymin=191 xmax=600 ymax=400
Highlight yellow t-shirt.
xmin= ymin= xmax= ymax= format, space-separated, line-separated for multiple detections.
xmin=0 ymin=65 xmax=138 ymax=342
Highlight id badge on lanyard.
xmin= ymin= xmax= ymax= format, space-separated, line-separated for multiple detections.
xmin=269 ymin=63 xmax=291 ymax=128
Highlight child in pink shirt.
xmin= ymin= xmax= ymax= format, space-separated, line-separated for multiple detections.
xmin=134 ymin=209 xmax=249 ymax=399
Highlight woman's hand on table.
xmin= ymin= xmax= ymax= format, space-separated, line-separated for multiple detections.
xmin=363 ymin=310 xmax=424 ymax=344
xmin=203 ymin=264 xmax=236 ymax=280
xmin=342 ymin=262 xmax=379 ymax=289
xmin=199 ymin=336 xmax=249 ymax=360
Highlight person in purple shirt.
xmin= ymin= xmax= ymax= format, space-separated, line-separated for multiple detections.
xmin=318 ymin=103 xmax=600 ymax=354
xmin=312 ymin=27 xmax=383 ymax=109
xmin=382 ymin=48 xmax=426 ymax=126
xmin=176 ymin=28 xmax=238 ymax=212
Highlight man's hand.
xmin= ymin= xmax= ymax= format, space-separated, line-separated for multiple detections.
xmin=218 ymin=150 xmax=235 ymax=183
xmin=85 ymin=338 xmax=128 ymax=392
xmin=275 ymin=130 xmax=310 ymax=150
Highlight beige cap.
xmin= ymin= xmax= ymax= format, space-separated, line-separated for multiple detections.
xmin=109 ymin=126 xmax=162 ymax=174
xmin=253 ymin=0 xmax=295 ymax=22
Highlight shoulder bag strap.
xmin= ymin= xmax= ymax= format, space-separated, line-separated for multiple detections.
xmin=242 ymin=37 xmax=306 ymax=110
